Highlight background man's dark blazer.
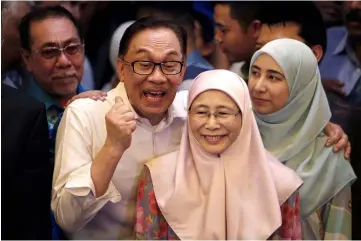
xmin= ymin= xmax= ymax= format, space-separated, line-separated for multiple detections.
xmin=1 ymin=84 xmax=52 ymax=239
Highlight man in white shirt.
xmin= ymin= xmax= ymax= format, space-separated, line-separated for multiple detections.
xmin=52 ymin=17 xmax=187 ymax=239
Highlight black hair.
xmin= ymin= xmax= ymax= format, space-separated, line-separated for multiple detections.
xmin=191 ymin=10 xmax=214 ymax=43
xmin=118 ymin=16 xmax=188 ymax=59
xmin=214 ymin=1 xmax=262 ymax=30
xmin=258 ymin=2 xmax=327 ymax=54
xmin=135 ymin=3 xmax=195 ymax=40
xmin=19 ymin=5 xmax=83 ymax=51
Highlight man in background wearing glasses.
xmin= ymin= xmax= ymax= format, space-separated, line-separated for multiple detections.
xmin=52 ymin=17 xmax=188 ymax=239
xmin=17 ymin=6 xmax=91 ymax=240
xmin=18 ymin=6 xmax=88 ymax=164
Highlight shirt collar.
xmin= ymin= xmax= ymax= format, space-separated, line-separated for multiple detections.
xmin=26 ymin=77 xmax=85 ymax=110
xmin=333 ymin=32 xmax=360 ymax=66
xmin=187 ymin=50 xmax=202 ymax=66
xmin=186 ymin=50 xmax=214 ymax=70
xmin=333 ymin=32 xmax=348 ymax=55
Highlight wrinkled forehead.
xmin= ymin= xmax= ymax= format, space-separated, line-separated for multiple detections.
xmin=126 ymin=28 xmax=183 ymax=60
xmin=257 ymin=23 xmax=305 ymax=48
xmin=190 ymin=89 xmax=242 ymax=112
xmin=188 ymin=70 xmax=248 ymax=110
xmin=29 ymin=17 xmax=80 ymax=48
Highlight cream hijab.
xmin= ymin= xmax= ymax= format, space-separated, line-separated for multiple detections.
xmin=146 ymin=69 xmax=302 ymax=240
xmin=109 ymin=20 xmax=135 ymax=72
xmin=251 ymin=38 xmax=356 ymax=220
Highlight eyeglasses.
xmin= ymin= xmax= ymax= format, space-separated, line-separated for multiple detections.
xmin=121 ymin=60 xmax=184 ymax=75
xmin=188 ymin=110 xmax=241 ymax=121
xmin=36 ymin=44 xmax=84 ymax=60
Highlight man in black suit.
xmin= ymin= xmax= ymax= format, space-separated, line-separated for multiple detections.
xmin=1 ymin=83 xmax=53 ymax=239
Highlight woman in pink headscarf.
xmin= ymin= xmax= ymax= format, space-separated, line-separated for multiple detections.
xmin=134 ymin=69 xmax=303 ymax=240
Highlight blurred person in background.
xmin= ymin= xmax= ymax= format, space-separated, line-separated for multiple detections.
xmin=319 ymin=1 xmax=361 ymax=134
xmin=84 ymin=1 xmax=136 ymax=90
xmin=2 ymin=3 xmax=52 ymax=239
xmin=318 ymin=2 xmax=361 ymax=237
xmin=105 ymin=20 xmax=135 ymax=92
xmin=315 ymin=1 xmax=344 ymax=28
xmin=256 ymin=2 xmax=326 ymax=63
xmin=36 ymin=1 xmax=95 ymax=90
xmin=1 ymin=1 xmax=32 ymax=87
xmin=37 ymin=1 xmax=82 ymax=19
xmin=2 ymin=85 xmax=53 ymax=240
xmin=2 ymin=84 xmax=53 ymax=240
xmin=213 ymin=2 xmax=262 ymax=80
xmin=192 ymin=5 xmax=216 ymax=66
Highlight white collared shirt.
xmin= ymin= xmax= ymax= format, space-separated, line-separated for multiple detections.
xmin=51 ymin=83 xmax=187 ymax=239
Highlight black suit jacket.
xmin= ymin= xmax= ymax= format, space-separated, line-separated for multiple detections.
xmin=1 ymin=84 xmax=52 ymax=240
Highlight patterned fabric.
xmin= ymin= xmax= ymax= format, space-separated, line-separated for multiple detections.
xmin=135 ymin=167 xmax=301 ymax=240
xmin=301 ymin=185 xmax=352 ymax=240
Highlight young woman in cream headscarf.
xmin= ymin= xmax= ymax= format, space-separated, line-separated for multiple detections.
xmin=248 ymin=38 xmax=356 ymax=240
xmin=134 ymin=69 xmax=303 ymax=240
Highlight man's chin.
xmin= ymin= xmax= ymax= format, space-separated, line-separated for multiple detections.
xmin=144 ymin=105 xmax=168 ymax=115
xmin=54 ymin=87 xmax=78 ymax=99
xmin=138 ymin=104 xmax=169 ymax=123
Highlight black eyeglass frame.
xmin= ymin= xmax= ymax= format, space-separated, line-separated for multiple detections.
xmin=120 ymin=59 xmax=184 ymax=75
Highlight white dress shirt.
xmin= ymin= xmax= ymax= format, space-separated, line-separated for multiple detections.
xmin=52 ymin=83 xmax=187 ymax=239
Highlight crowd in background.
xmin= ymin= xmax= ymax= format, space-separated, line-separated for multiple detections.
xmin=1 ymin=1 xmax=360 ymax=240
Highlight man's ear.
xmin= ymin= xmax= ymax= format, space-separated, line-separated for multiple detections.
xmin=199 ymin=42 xmax=216 ymax=57
xmin=116 ymin=57 xmax=125 ymax=83
xmin=21 ymin=49 xmax=33 ymax=72
xmin=310 ymin=45 xmax=324 ymax=63
xmin=193 ymin=20 xmax=215 ymax=57
xmin=248 ymin=19 xmax=262 ymax=39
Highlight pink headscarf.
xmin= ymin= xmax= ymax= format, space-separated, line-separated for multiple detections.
xmin=146 ymin=69 xmax=303 ymax=239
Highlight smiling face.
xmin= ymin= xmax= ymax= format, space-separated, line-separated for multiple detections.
xmin=189 ymin=90 xmax=242 ymax=155
xmin=117 ymin=27 xmax=186 ymax=125
xmin=248 ymin=54 xmax=290 ymax=115
xmin=22 ymin=17 xmax=84 ymax=99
